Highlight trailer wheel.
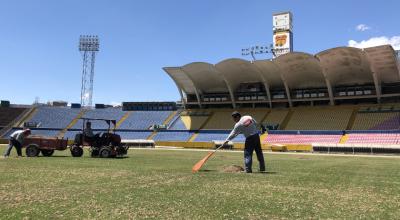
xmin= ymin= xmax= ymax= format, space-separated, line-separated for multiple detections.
xmin=26 ymin=144 xmax=40 ymax=157
xmin=41 ymin=149 xmax=54 ymax=157
xmin=70 ymin=146 xmax=83 ymax=157
xmin=99 ymin=146 xmax=112 ymax=158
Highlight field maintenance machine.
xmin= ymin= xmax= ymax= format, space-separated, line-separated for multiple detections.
xmin=70 ymin=118 xmax=128 ymax=158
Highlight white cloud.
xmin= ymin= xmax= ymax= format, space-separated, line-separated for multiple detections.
xmin=348 ymin=36 xmax=400 ymax=50
xmin=110 ymin=101 xmax=121 ymax=107
xmin=355 ymin=24 xmax=371 ymax=32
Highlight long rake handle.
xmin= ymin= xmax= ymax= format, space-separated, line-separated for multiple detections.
xmin=213 ymin=143 xmax=226 ymax=153
xmin=191 ymin=143 xmax=228 ymax=173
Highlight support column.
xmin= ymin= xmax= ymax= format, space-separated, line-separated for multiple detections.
xmin=371 ymin=71 xmax=382 ymax=103
xmin=180 ymin=68 xmax=202 ymax=108
xmin=253 ymin=63 xmax=273 ymax=108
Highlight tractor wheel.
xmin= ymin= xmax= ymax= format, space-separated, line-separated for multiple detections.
xmin=90 ymin=148 xmax=100 ymax=157
xmin=70 ymin=146 xmax=83 ymax=157
xmin=99 ymin=146 xmax=112 ymax=158
xmin=26 ymin=144 xmax=40 ymax=157
xmin=41 ymin=149 xmax=54 ymax=157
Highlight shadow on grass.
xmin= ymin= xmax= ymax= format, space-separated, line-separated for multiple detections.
xmin=89 ymin=156 xmax=129 ymax=160
xmin=257 ymin=171 xmax=277 ymax=175
xmin=196 ymin=170 xmax=278 ymax=174
xmin=198 ymin=169 xmax=216 ymax=172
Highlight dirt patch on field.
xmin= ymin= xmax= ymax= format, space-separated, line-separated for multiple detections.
xmin=220 ymin=165 xmax=244 ymax=173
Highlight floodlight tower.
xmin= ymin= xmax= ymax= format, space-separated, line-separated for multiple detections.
xmin=79 ymin=35 xmax=99 ymax=107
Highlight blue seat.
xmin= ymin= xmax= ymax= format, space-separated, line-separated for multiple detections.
xmin=28 ymin=107 xmax=80 ymax=129
xmin=119 ymin=111 xmax=172 ymax=129
xmin=72 ymin=108 xmax=125 ymax=129
xmin=153 ymin=131 xmax=194 ymax=141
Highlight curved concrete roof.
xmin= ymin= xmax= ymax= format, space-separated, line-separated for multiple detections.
xmin=253 ymin=60 xmax=284 ymax=89
xmin=275 ymin=52 xmax=326 ymax=89
xmin=163 ymin=67 xmax=197 ymax=94
xmin=364 ymin=45 xmax=400 ymax=83
xmin=181 ymin=62 xmax=228 ymax=93
xmin=316 ymin=47 xmax=374 ymax=86
xmin=215 ymin=58 xmax=262 ymax=92
xmin=164 ymin=44 xmax=399 ymax=106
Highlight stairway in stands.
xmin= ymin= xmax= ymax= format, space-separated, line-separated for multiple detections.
xmin=346 ymin=107 xmax=359 ymax=130
xmin=147 ymin=111 xmax=178 ymax=140
xmin=57 ymin=109 xmax=87 ymax=138
xmin=116 ymin=111 xmax=132 ymax=129
xmin=188 ymin=112 xmax=214 ymax=142
xmin=0 ymin=106 xmax=36 ymax=137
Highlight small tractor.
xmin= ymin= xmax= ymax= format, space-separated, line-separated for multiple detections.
xmin=70 ymin=118 xmax=128 ymax=158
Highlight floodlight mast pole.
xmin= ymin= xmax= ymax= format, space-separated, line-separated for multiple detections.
xmin=79 ymin=35 xmax=99 ymax=107
xmin=241 ymin=44 xmax=275 ymax=62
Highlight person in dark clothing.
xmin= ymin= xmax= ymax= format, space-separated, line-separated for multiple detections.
xmin=223 ymin=111 xmax=265 ymax=173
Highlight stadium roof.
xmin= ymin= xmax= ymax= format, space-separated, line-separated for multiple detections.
xmin=164 ymin=45 xmax=400 ymax=107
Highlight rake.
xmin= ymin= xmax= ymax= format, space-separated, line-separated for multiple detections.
xmin=192 ymin=144 xmax=225 ymax=173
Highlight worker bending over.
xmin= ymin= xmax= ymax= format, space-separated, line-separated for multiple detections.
xmin=223 ymin=111 xmax=265 ymax=173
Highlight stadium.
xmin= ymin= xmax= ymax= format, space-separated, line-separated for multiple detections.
xmin=1 ymin=3 xmax=400 ymax=219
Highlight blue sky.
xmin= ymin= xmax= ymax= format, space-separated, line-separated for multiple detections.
xmin=0 ymin=0 xmax=399 ymax=105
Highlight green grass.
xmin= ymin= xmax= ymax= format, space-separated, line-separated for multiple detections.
xmin=1 ymin=146 xmax=400 ymax=219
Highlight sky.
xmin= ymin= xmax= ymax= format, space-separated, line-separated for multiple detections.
xmin=0 ymin=0 xmax=399 ymax=105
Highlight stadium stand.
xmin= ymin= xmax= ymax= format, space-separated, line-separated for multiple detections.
xmin=153 ymin=131 xmax=194 ymax=141
xmin=352 ymin=112 xmax=400 ymax=130
xmin=117 ymin=131 xmax=153 ymax=139
xmin=4 ymin=128 xmax=60 ymax=137
xmin=202 ymin=109 xmax=266 ymax=130
xmin=346 ymin=133 xmax=400 ymax=144
xmin=0 ymin=107 xmax=27 ymax=127
xmin=194 ymin=130 xmax=246 ymax=142
xmin=285 ymin=107 xmax=353 ymax=130
xmin=72 ymin=108 xmax=125 ymax=129
xmin=118 ymin=111 xmax=173 ymax=129
xmin=3 ymin=104 xmax=400 ymax=146
xmin=262 ymin=109 xmax=288 ymax=129
xmin=264 ymin=134 xmax=342 ymax=144
xmin=64 ymin=130 xmax=153 ymax=140
xmin=201 ymin=111 xmax=235 ymax=129
xmin=63 ymin=130 xmax=81 ymax=140
xmin=169 ymin=115 xmax=209 ymax=130
xmin=28 ymin=106 xmax=81 ymax=129
xmin=167 ymin=116 xmax=186 ymax=130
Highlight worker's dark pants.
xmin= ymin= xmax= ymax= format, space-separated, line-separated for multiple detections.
xmin=4 ymin=138 xmax=22 ymax=157
xmin=244 ymin=134 xmax=265 ymax=172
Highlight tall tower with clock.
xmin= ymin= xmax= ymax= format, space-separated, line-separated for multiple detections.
xmin=272 ymin=12 xmax=293 ymax=58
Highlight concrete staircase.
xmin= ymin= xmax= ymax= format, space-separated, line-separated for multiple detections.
xmin=188 ymin=112 xmax=214 ymax=142
xmin=116 ymin=111 xmax=132 ymax=129
xmin=279 ymin=109 xmax=293 ymax=130
xmin=0 ymin=106 xmax=37 ymax=137
xmin=57 ymin=109 xmax=87 ymax=138
xmin=147 ymin=111 xmax=178 ymax=140
xmin=346 ymin=107 xmax=359 ymax=130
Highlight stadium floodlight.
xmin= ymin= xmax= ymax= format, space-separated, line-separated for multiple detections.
xmin=241 ymin=44 xmax=275 ymax=61
xmin=79 ymin=35 xmax=100 ymax=107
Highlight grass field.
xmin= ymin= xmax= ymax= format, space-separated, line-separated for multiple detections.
xmin=1 ymin=146 xmax=400 ymax=219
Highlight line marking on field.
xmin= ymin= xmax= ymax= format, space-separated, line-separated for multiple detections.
xmin=131 ymin=146 xmax=400 ymax=159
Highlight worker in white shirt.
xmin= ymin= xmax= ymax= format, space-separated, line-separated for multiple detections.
xmin=223 ymin=111 xmax=265 ymax=173
xmin=3 ymin=128 xmax=31 ymax=157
